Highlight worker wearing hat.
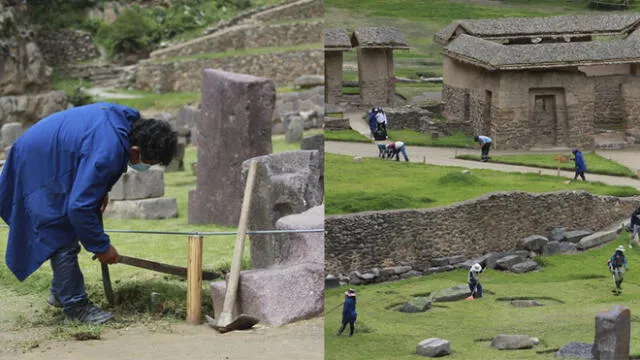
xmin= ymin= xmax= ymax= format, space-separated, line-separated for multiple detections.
xmin=336 ymin=288 xmax=357 ymax=337
xmin=608 ymin=245 xmax=629 ymax=294
xmin=468 ymin=263 xmax=484 ymax=298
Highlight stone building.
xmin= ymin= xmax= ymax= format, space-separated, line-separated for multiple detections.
xmin=324 ymin=28 xmax=352 ymax=105
xmin=351 ymin=27 xmax=409 ymax=106
xmin=434 ymin=13 xmax=640 ymax=150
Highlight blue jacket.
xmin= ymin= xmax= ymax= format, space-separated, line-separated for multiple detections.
xmin=572 ymin=151 xmax=587 ymax=173
xmin=342 ymin=295 xmax=357 ymax=323
xmin=609 ymin=251 xmax=628 ymax=269
xmin=368 ymin=112 xmax=377 ymax=135
xmin=0 ymin=102 xmax=139 ymax=281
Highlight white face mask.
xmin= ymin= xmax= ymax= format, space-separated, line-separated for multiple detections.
xmin=128 ymin=152 xmax=151 ymax=172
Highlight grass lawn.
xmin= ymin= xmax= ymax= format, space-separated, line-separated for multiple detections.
xmin=325 ymin=153 xmax=640 ymax=215
xmin=325 ymin=236 xmax=640 ymax=360
xmin=457 ymin=152 xmax=637 ymax=178
xmin=325 ymin=129 xmax=477 ymax=148
xmin=0 ymin=132 xmax=318 ymax=337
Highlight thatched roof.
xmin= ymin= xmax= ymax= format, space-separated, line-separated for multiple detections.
xmin=351 ymin=27 xmax=409 ymax=49
xmin=443 ymin=34 xmax=640 ymax=70
xmin=434 ymin=13 xmax=640 ymax=45
xmin=324 ymin=28 xmax=352 ymax=51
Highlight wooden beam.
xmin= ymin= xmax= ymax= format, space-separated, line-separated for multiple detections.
xmin=186 ymin=235 xmax=204 ymax=325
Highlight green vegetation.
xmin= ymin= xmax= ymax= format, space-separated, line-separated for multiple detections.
xmin=147 ymin=43 xmax=323 ymax=64
xmin=100 ymin=91 xmax=201 ymax=112
xmin=457 ymin=152 xmax=637 ymax=178
xmin=325 ymin=153 xmax=639 ymax=214
xmin=325 ymin=236 xmax=640 ymax=359
xmin=324 ymin=129 xmax=475 ymax=148
xmin=324 ymin=129 xmax=371 ymax=143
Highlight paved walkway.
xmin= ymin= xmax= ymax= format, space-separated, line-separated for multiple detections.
xmin=326 ymin=112 xmax=640 ymax=189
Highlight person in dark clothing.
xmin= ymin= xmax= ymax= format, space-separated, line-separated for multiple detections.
xmin=473 ymin=136 xmax=492 ymax=162
xmin=468 ymin=263 xmax=484 ymax=298
xmin=628 ymin=206 xmax=640 ymax=248
xmin=608 ymin=245 xmax=629 ymax=295
xmin=336 ymin=288 xmax=357 ymax=337
xmin=570 ymin=149 xmax=587 ymax=181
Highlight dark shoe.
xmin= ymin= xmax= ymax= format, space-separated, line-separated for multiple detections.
xmin=64 ymin=301 xmax=113 ymax=324
xmin=47 ymin=294 xmax=63 ymax=308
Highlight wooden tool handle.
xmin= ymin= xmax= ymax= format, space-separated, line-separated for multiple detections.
xmin=218 ymin=160 xmax=258 ymax=325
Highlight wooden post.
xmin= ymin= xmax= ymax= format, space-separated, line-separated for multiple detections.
xmin=186 ymin=235 xmax=204 ymax=324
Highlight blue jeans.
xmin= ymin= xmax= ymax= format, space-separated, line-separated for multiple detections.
xmin=469 ymin=281 xmax=483 ymax=298
xmin=392 ymin=146 xmax=409 ymax=162
xmin=50 ymin=241 xmax=88 ymax=312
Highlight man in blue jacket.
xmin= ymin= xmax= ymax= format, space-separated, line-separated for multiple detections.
xmin=570 ymin=149 xmax=587 ymax=181
xmin=0 ymin=102 xmax=177 ymax=324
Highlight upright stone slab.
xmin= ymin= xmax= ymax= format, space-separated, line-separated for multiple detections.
xmin=285 ymin=115 xmax=304 ymax=143
xmin=241 ymin=151 xmax=323 ymax=268
xmin=109 ymin=167 xmax=165 ymax=200
xmin=188 ymin=69 xmax=274 ymax=226
xmin=592 ymin=305 xmax=631 ymax=360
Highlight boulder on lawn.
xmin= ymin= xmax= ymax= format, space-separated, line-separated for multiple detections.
xmin=510 ymin=260 xmax=539 ymax=274
xmin=416 ymin=338 xmax=451 ymax=357
xmin=519 ymin=235 xmax=548 ymax=252
xmin=398 ymin=297 xmax=432 ymax=313
xmin=564 ymin=230 xmax=593 ymax=243
xmin=491 ymin=334 xmax=539 ymax=350
xmin=495 ymin=255 xmax=524 ymax=270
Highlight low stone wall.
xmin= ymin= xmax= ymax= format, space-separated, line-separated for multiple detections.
xmin=135 ymin=49 xmax=323 ymax=92
xmin=0 ymin=91 xmax=68 ymax=129
xmin=325 ymin=191 xmax=640 ymax=275
xmin=34 ymin=28 xmax=100 ymax=67
xmin=386 ymin=105 xmax=473 ymax=137
xmin=150 ymin=21 xmax=323 ymax=60
xmin=251 ymin=0 xmax=323 ymax=23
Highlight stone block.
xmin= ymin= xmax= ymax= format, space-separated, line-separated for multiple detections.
xmin=188 ymin=69 xmax=274 ymax=226
xmin=210 ymin=263 xmax=323 ymax=326
xmin=511 ymin=260 xmax=539 ymax=274
xmin=578 ymin=229 xmax=618 ymax=250
xmin=416 ymin=338 xmax=451 ymax=357
xmin=270 ymin=204 xmax=324 ymax=266
xmin=565 ymin=229 xmax=593 ymax=243
xmin=592 ymin=305 xmax=631 ymax=360
xmin=542 ymin=241 xmax=578 ymax=256
xmin=398 ymin=297 xmax=431 ymax=313
xmin=103 ymin=198 xmax=178 ymax=219
xmin=0 ymin=122 xmax=24 ymax=148
xmin=242 ymin=151 xmax=323 ymax=269
xmin=496 ymin=255 xmax=525 ymax=270
xmin=109 ymin=168 xmax=164 ymax=200
xmin=491 ymin=335 xmax=538 ymax=350
xmin=520 ymin=235 xmax=549 ymax=252
xmin=285 ymin=115 xmax=304 ymax=143
xmin=550 ymin=227 xmax=566 ymax=242
xmin=164 ymin=142 xmax=185 ymax=172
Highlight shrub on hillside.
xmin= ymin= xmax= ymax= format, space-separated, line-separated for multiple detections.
xmin=95 ymin=7 xmax=161 ymax=57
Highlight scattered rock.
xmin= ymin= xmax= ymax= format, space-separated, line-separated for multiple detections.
xmin=400 ymin=270 xmax=423 ymax=279
xmin=398 ymin=297 xmax=432 ymax=313
xmin=555 ymin=342 xmax=595 ymax=359
xmin=294 ymin=75 xmax=324 ymax=89
xmin=510 ymin=260 xmax=539 ymax=274
xmin=424 ymin=265 xmax=454 ymax=275
xmin=448 ymin=255 xmax=466 ymax=265
xmin=394 ymin=265 xmax=413 ymax=274
xmin=577 ymin=229 xmax=618 ymax=250
xmin=495 ymin=255 xmax=525 ymax=270
xmin=514 ymin=250 xmax=531 ymax=259
xmin=550 ymin=227 xmax=566 ymax=242
xmin=325 ymin=275 xmax=339 ymax=289
xmin=416 ymin=338 xmax=451 ymax=357
xmin=542 ymin=241 xmax=578 ymax=256
xmin=431 ymin=257 xmax=450 ymax=267
xmin=520 ymin=235 xmax=549 ymax=252
xmin=564 ymin=229 xmax=593 ymax=243
xmin=431 ymin=285 xmax=472 ymax=302
xmin=593 ymin=305 xmax=631 ymax=360
xmin=491 ymin=334 xmax=539 ymax=350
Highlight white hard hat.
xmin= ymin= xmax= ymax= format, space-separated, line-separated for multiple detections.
xmin=471 ymin=263 xmax=482 ymax=272
xmin=617 ymin=245 xmax=625 ymax=252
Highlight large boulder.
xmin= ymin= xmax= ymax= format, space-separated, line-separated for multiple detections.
xmin=0 ymin=40 xmax=52 ymax=96
xmin=431 ymin=285 xmax=472 ymax=302
xmin=542 ymin=241 xmax=578 ymax=256
xmin=519 ymin=235 xmax=548 ymax=252
xmin=495 ymin=255 xmax=525 ymax=270
xmin=103 ymin=198 xmax=178 ymax=220
xmin=0 ymin=91 xmax=68 ymax=128
xmin=564 ymin=229 xmax=593 ymax=243
xmin=592 ymin=305 xmax=631 ymax=360
xmin=578 ymin=229 xmax=618 ymax=250
xmin=398 ymin=297 xmax=432 ymax=313
xmin=511 ymin=260 xmax=539 ymax=274
xmin=242 ymin=151 xmax=323 ymax=269
xmin=556 ymin=342 xmax=594 ymax=359
xmin=109 ymin=168 xmax=164 ymax=200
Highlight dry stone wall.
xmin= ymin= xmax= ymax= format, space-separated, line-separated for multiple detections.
xmin=136 ymin=49 xmax=323 ymax=92
xmin=594 ymin=75 xmax=625 ymax=127
xmin=250 ymin=0 xmax=323 ymax=23
xmin=325 ymin=191 xmax=639 ymax=275
xmin=150 ymin=21 xmax=323 ymax=60
xmin=33 ymin=28 xmax=100 ymax=67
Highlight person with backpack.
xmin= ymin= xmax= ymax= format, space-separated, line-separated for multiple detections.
xmin=608 ymin=245 xmax=629 ymax=294
xmin=385 ymin=141 xmax=409 ymax=162
xmin=372 ymin=107 xmax=388 ymax=141
xmin=473 ymin=135 xmax=492 ymax=162
xmin=336 ymin=288 xmax=357 ymax=337
xmin=468 ymin=263 xmax=484 ymax=298
xmin=569 ymin=149 xmax=587 ymax=181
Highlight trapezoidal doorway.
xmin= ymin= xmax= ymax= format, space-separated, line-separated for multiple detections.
xmin=528 ymin=88 xmax=568 ymax=148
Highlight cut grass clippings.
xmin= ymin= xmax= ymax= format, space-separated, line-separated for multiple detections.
xmin=457 ymin=152 xmax=637 ymax=178
xmin=325 ymin=153 xmax=640 ymax=215
xmin=325 ymin=236 xmax=640 ymax=360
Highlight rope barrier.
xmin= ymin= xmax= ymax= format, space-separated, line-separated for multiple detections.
xmin=0 ymin=224 xmax=324 ymax=236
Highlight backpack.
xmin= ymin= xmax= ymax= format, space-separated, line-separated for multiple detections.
xmin=612 ymin=252 xmax=625 ymax=268
xmin=373 ymin=122 xmax=387 ymax=141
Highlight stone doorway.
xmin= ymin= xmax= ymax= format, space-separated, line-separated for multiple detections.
xmin=483 ymin=90 xmax=492 ymax=135
xmin=529 ymin=88 xmax=568 ymax=148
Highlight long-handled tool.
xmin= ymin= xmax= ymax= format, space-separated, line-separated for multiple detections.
xmin=210 ymin=160 xmax=260 ymax=333
xmin=465 ymin=282 xmax=479 ymax=301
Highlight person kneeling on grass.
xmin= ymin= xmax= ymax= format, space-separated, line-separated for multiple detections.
xmin=336 ymin=288 xmax=357 ymax=337
xmin=0 ymin=103 xmax=177 ymax=324
xmin=385 ymin=141 xmax=409 ymax=162
xmin=608 ymin=245 xmax=629 ymax=294
xmin=468 ymin=263 xmax=484 ymax=298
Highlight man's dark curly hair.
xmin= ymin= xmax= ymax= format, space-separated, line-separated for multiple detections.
xmin=130 ymin=118 xmax=177 ymax=166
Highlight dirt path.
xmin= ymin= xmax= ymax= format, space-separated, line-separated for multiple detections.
xmin=329 ymin=113 xmax=640 ymax=189
xmin=0 ymin=286 xmax=323 ymax=360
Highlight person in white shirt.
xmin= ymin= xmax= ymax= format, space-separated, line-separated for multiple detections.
xmin=385 ymin=141 xmax=409 ymax=162
xmin=474 ymin=135 xmax=492 ymax=162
